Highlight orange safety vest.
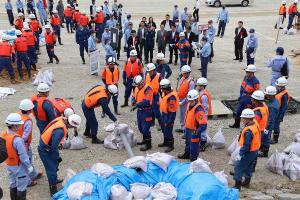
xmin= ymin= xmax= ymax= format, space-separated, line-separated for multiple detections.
xmin=64 ymin=7 xmax=73 ymax=17
xmin=160 ymin=91 xmax=179 ymax=113
xmin=73 ymin=11 xmax=81 ymax=22
xmin=41 ymin=117 xmax=67 ymax=145
xmin=288 ymin=5 xmax=298 ymax=15
xmin=50 ymin=98 xmax=72 ymax=117
xmin=145 ymin=73 xmax=160 ymax=94
xmin=0 ymin=41 xmax=13 ymax=57
xmin=198 ymin=89 xmax=213 ymax=116
xmin=30 ymin=20 xmax=41 ymax=32
xmin=276 ymin=89 xmax=290 ymax=107
xmin=184 ymin=103 xmax=207 ymax=131
xmin=51 ymin=16 xmax=61 ymax=26
xmin=0 ymin=131 xmax=21 ymax=166
xmin=94 ymin=12 xmax=105 ymax=24
xmin=133 ymin=85 xmax=153 ymax=105
xmin=31 ymin=95 xmax=50 ymax=121
xmin=123 ymin=59 xmax=142 ymax=78
xmin=14 ymin=37 xmax=28 ymax=52
xmin=239 ymin=120 xmax=261 ymax=151
xmin=23 ymin=31 xmax=37 ymax=46
xmin=178 ymin=76 xmax=193 ymax=99
xmin=84 ymin=86 xmax=108 ymax=108
xmin=253 ymin=103 xmax=269 ymax=132
xmin=79 ymin=15 xmax=89 ymax=26
xmin=102 ymin=66 xmax=119 ymax=85
xmin=17 ymin=112 xmax=33 ymax=146
xmin=176 ymin=40 xmax=190 ymax=50
xmin=45 ymin=32 xmax=56 ymax=44
xmin=15 ymin=18 xmax=24 ymax=30
xmin=279 ymin=5 xmax=286 ymax=15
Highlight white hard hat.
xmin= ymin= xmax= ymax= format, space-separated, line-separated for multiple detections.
xmin=251 ymin=90 xmax=265 ymax=101
xmin=264 ymin=86 xmax=277 ymax=95
xmin=96 ymin=7 xmax=102 ymax=12
xmin=294 ymin=0 xmax=298 ymax=3
xmin=23 ymin=24 xmax=30 ymax=31
xmin=19 ymin=99 xmax=34 ymax=111
xmin=67 ymin=3 xmax=71 ymax=7
xmin=68 ymin=114 xmax=81 ymax=128
xmin=181 ymin=65 xmax=191 ymax=74
xmin=187 ymin=89 xmax=199 ymax=101
xmin=240 ymin=108 xmax=255 ymax=118
xmin=146 ymin=63 xmax=156 ymax=72
xmin=133 ymin=75 xmax=143 ymax=86
xmin=15 ymin=30 xmax=22 ymax=36
xmin=108 ymin=85 xmax=118 ymax=96
xmin=1 ymin=34 xmax=9 ymax=41
xmin=24 ymin=18 xmax=31 ymax=23
xmin=275 ymin=77 xmax=288 ymax=87
xmin=245 ymin=64 xmax=256 ymax=72
xmin=37 ymin=83 xmax=50 ymax=92
xmin=53 ymin=10 xmax=58 ymax=14
xmin=196 ymin=77 xmax=208 ymax=86
xmin=108 ymin=57 xmax=116 ymax=64
xmin=179 ymin=32 xmax=185 ymax=37
xmin=29 ymin=14 xmax=36 ymax=19
xmin=160 ymin=79 xmax=171 ymax=89
xmin=130 ymin=50 xmax=137 ymax=56
xmin=18 ymin=13 xmax=24 ymax=17
xmin=5 ymin=113 xmax=24 ymax=125
xmin=45 ymin=24 xmax=52 ymax=29
xmin=282 ymin=0 xmax=286 ymax=4
xmin=82 ymin=10 xmax=86 ymax=15
xmin=64 ymin=108 xmax=74 ymax=118
xmin=156 ymin=52 xmax=165 ymax=60
xmin=75 ymin=6 xmax=79 ymax=10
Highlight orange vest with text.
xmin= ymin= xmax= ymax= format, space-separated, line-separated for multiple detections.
xmin=84 ymin=86 xmax=108 ymax=108
xmin=73 ymin=11 xmax=81 ymax=22
xmin=253 ymin=103 xmax=269 ymax=132
xmin=145 ymin=73 xmax=160 ymax=94
xmin=30 ymin=20 xmax=41 ymax=32
xmin=239 ymin=120 xmax=261 ymax=151
xmin=178 ymin=76 xmax=193 ymax=99
xmin=64 ymin=7 xmax=73 ymax=17
xmin=102 ymin=66 xmax=119 ymax=85
xmin=31 ymin=95 xmax=49 ymax=121
xmin=79 ymin=15 xmax=89 ymax=26
xmin=51 ymin=16 xmax=61 ymax=26
xmin=279 ymin=5 xmax=286 ymax=15
xmin=15 ymin=18 xmax=24 ymax=30
xmin=51 ymin=98 xmax=72 ymax=117
xmin=185 ymin=103 xmax=207 ymax=131
xmin=198 ymin=89 xmax=213 ymax=116
xmin=133 ymin=85 xmax=153 ymax=105
xmin=160 ymin=91 xmax=179 ymax=113
xmin=45 ymin=32 xmax=56 ymax=44
xmin=94 ymin=12 xmax=105 ymax=24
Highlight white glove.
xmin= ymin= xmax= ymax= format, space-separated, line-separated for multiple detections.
xmin=235 ymin=155 xmax=242 ymax=162
xmin=179 ymin=101 xmax=183 ymax=106
xmin=264 ymin=130 xmax=269 ymax=135
xmin=28 ymin=166 xmax=34 ymax=174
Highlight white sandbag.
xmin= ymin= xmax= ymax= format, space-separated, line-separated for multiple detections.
xmin=206 ymin=132 xmax=213 ymax=147
xmin=189 ymin=158 xmax=212 ymax=173
xmin=62 ymin=139 xmax=71 ymax=149
xmin=90 ymin=163 xmax=115 ymax=178
xmin=69 ymin=136 xmax=87 ymax=150
xmin=294 ymin=131 xmax=300 ymax=143
xmin=146 ymin=152 xmax=174 ymax=172
xmin=130 ymin=183 xmax=151 ymax=199
xmin=214 ymin=171 xmax=228 ymax=186
xmin=283 ymin=153 xmax=300 ymax=181
xmin=227 ymin=135 xmax=239 ymax=156
xmin=284 ymin=142 xmax=300 ymax=157
xmin=212 ymin=128 xmax=226 ymax=149
xmin=123 ymin=156 xmax=147 ymax=172
xmin=267 ymin=150 xmax=286 ymax=176
xmin=63 ymin=168 xmax=76 ymax=186
xmin=110 ymin=184 xmax=133 ymax=200
xmin=229 ymin=146 xmax=241 ymax=166
xmin=151 ymin=182 xmax=177 ymax=200
xmin=66 ymin=181 xmax=93 ymax=200
xmin=104 ymin=134 xmax=118 ymax=150
xmin=105 ymin=123 xmax=115 ymax=132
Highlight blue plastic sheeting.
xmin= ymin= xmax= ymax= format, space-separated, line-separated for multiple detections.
xmin=53 ymin=160 xmax=239 ymax=200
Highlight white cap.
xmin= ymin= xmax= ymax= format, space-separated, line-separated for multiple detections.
xmin=37 ymin=83 xmax=50 ymax=92
xmin=264 ymin=86 xmax=277 ymax=95
xmin=240 ymin=108 xmax=255 ymax=118
xmin=75 ymin=6 xmax=79 ymax=10
xmin=64 ymin=108 xmax=74 ymax=118
xmin=156 ymin=52 xmax=165 ymax=60
xmin=5 ymin=113 xmax=24 ymax=125
xmin=29 ymin=14 xmax=36 ymax=19
xmin=251 ymin=90 xmax=265 ymax=101
xmin=179 ymin=32 xmax=185 ymax=37
xmin=19 ymin=99 xmax=34 ymax=111
xmin=15 ymin=30 xmax=22 ymax=36
xmin=18 ymin=13 xmax=24 ymax=17
xmin=187 ymin=89 xmax=199 ymax=101
xmin=67 ymin=3 xmax=71 ymax=7
xmin=294 ymin=0 xmax=298 ymax=3
xmin=108 ymin=85 xmax=118 ymax=96
xmin=275 ymin=77 xmax=288 ymax=87
xmin=82 ymin=10 xmax=86 ymax=15
xmin=96 ymin=7 xmax=102 ymax=12
xmin=108 ymin=57 xmax=116 ymax=64
xmin=45 ymin=24 xmax=52 ymax=29
xmin=196 ymin=77 xmax=208 ymax=86
xmin=130 ymin=50 xmax=137 ymax=56
xmin=53 ymin=10 xmax=58 ymax=14
xmin=181 ymin=65 xmax=191 ymax=74
xmin=282 ymin=0 xmax=286 ymax=4
xmin=68 ymin=114 xmax=81 ymax=128
xmin=160 ymin=79 xmax=171 ymax=89
xmin=245 ymin=64 xmax=256 ymax=72
xmin=146 ymin=63 xmax=156 ymax=72
xmin=133 ymin=75 xmax=143 ymax=86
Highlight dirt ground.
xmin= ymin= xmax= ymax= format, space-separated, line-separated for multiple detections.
xmin=0 ymin=0 xmax=300 ymax=199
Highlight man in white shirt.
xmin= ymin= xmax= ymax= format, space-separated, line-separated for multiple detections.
xmin=193 ymin=0 xmax=200 ymax=22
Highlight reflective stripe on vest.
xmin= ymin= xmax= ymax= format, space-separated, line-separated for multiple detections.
xmin=31 ymin=95 xmax=49 ymax=121
xmin=253 ymin=103 xmax=269 ymax=131
xmin=133 ymin=85 xmax=153 ymax=105
xmin=198 ymin=89 xmax=212 ymax=116
xmin=17 ymin=112 xmax=33 ymax=146
xmin=276 ymin=89 xmax=290 ymax=107
xmin=0 ymin=41 xmax=12 ymax=57
xmin=145 ymin=73 xmax=160 ymax=94
xmin=160 ymin=91 xmax=179 ymax=113
xmin=104 ymin=66 xmax=119 ymax=85
xmin=178 ymin=76 xmax=193 ymax=99
xmin=51 ymin=98 xmax=72 ymax=117
xmin=184 ymin=103 xmax=206 ymax=131
xmin=41 ymin=118 xmax=67 ymax=145
xmin=15 ymin=37 xmax=28 ymax=52
xmin=239 ymin=120 xmax=261 ymax=151
xmin=84 ymin=86 xmax=108 ymax=108
xmin=0 ymin=131 xmax=21 ymax=166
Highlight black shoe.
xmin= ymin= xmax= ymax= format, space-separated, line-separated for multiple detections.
xmin=175 ymin=129 xmax=184 ymax=133
xmin=83 ymin=130 xmax=92 ymax=138
xmin=10 ymin=187 xmax=17 ymax=200
xmin=49 ymin=185 xmax=57 ymax=196
xmin=140 ymin=139 xmax=152 ymax=151
xmin=258 ymin=147 xmax=269 ymax=157
xmin=17 ymin=190 xmax=26 ymax=200
xmin=233 ymin=181 xmax=242 ymax=191
xmin=229 ymin=118 xmax=240 ymax=128
xmin=164 ymin=139 xmax=174 ymax=153
xmin=239 ymin=59 xmax=243 ymax=62
xmin=167 ymin=61 xmax=172 ymax=64
xmin=270 ymin=133 xmax=279 ymax=144
xmin=121 ymin=99 xmax=129 ymax=108
xmin=199 ymin=141 xmax=206 ymax=152
xmin=241 ymin=177 xmax=251 ymax=188
xmin=56 ymin=178 xmax=63 ymax=184
xmin=233 ymin=58 xmax=239 ymax=60
xmin=47 ymin=61 xmax=53 ymax=64
xmin=114 ymin=106 xmax=120 ymax=115
xmin=177 ymin=152 xmax=190 ymax=159
xmin=92 ymin=137 xmax=104 ymax=144
xmin=229 ymin=171 xmax=234 ymax=176
xmin=59 ymin=43 xmax=64 ymax=45
xmin=56 ymin=59 xmax=60 ymax=64
xmin=158 ymin=138 xmax=167 ymax=147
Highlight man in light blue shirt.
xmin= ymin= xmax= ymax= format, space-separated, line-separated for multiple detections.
xmin=106 ymin=14 xmax=117 ymax=29
xmin=206 ymin=20 xmax=216 ymax=62
xmin=197 ymin=36 xmax=211 ymax=78
xmin=16 ymin=0 xmax=24 ymax=14
xmin=173 ymin=5 xmax=179 ymax=22
xmin=175 ymin=19 xmax=183 ymax=33
xmin=88 ymin=30 xmax=97 ymax=53
xmin=216 ymin=5 xmax=229 ymax=38
xmin=36 ymin=0 xmax=47 ymax=25
xmin=103 ymin=0 xmax=110 ymax=20
xmin=102 ymin=27 xmax=112 ymax=47
xmin=124 ymin=22 xmax=133 ymax=48
xmin=5 ymin=0 xmax=14 ymax=26
xmin=181 ymin=7 xmax=188 ymax=29
xmin=246 ymin=28 xmax=258 ymax=65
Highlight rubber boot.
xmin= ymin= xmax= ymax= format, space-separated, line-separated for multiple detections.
xmin=49 ymin=185 xmax=58 ymax=196
xmin=252 ymin=157 xmax=257 ymax=172
xmin=27 ymin=70 xmax=31 ymax=79
xmin=229 ymin=117 xmax=240 ymax=128
xmin=83 ymin=128 xmax=91 ymax=138
xmin=233 ymin=181 xmax=242 ymax=191
xmin=165 ymin=139 xmax=174 ymax=153
xmin=17 ymin=190 xmax=26 ymax=200
xmin=19 ymin=71 xmax=24 ymax=80
xmin=258 ymin=147 xmax=269 ymax=157
xmin=121 ymin=98 xmax=129 ymax=108
xmin=58 ymin=37 xmax=63 ymax=45
xmin=177 ymin=151 xmax=190 ymax=159
xmin=31 ymin=64 xmax=37 ymax=71
xmin=114 ymin=104 xmax=120 ymax=115
xmin=140 ymin=139 xmax=152 ymax=151
xmin=158 ymin=137 xmax=167 ymax=147
xmin=199 ymin=141 xmax=207 ymax=152
xmin=67 ymin=26 xmax=70 ymax=33
xmin=54 ymin=56 xmax=59 ymax=64
xmin=81 ymin=56 xmax=85 ymax=64
xmin=10 ymin=188 xmax=18 ymax=200
xmin=241 ymin=177 xmax=251 ymax=188
xmin=270 ymin=132 xmax=279 ymax=144
xmin=92 ymin=136 xmax=104 ymax=144
xmin=101 ymin=109 xmax=105 ymax=118
xmin=137 ymin=135 xmax=145 ymax=145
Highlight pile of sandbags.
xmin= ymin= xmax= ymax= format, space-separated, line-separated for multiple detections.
xmin=32 ymin=70 xmax=55 ymax=86
xmin=0 ymin=87 xmax=16 ymax=100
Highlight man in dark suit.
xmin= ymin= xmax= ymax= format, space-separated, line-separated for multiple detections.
xmin=168 ymin=24 xmax=179 ymax=65
xmin=138 ymin=21 xmax=146 ymax=60
xmin=185 ymin=26 xmax=196 ymax=65
xmin=127 ymin=30 xmax=140 ymax=59
xmin=234 ymin=21 xmax=248 ymax=62
xmin=160 ymin=14 xmax=174 ymax=32
xmin=156 ymin=24 xmax=168 ymax=55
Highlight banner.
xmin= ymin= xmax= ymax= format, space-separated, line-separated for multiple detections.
xmin=110 ymin=27 xmax=119 ymax=50
xmin=89 ymin=50 xmax=101 ymax=75
xmin=198 ymin=24 xmax=209 ymax=31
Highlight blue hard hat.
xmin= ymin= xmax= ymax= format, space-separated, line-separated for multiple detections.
xmin=276 ymin=47 xmax=284 ymax=55
xmin=249 ymin=28 xmax=255 ymax=33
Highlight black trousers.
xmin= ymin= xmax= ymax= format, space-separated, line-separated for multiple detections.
xmin=169 ymin=45 xmax=178 ymax=64
xmin=234 ymin=41 xmax=244 ymax=60
xmin=193 ymin=9 xmax=199 ymax=22
xmin=188 ymin=49 xmax=194 ymax=65
xmin=6 ymin=10 xmax=14 ymax=26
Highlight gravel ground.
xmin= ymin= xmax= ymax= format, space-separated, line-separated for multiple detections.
xmin=0 ymin=0 xmax=300 ymax=199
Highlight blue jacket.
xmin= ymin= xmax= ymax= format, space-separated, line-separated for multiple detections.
xmin=156 ymin=63 xmax=172 ymax=78
xmin=76 ymin=27 xmax=90 ymax=44
xmin=145 ymin=29 xmax=155 ymax=47
xmin=98 ymin=98 xmax=117 ymax=122
xmin=240 ymin=75 xmax=260 ymax=97
xmin=266 ymin=98 xmax=280 ymax=132
xmin=277 ymin=92 xmax=288 ymax=121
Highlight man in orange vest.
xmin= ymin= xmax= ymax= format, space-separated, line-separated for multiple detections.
xmin=178 ymin=89 xmax=207 ymax=161
xmin=82 ymin=85 xmax=118 ymax=144
xmin=131 ymin=75 xmax=154 ymax=151
xmin=14 ymin=30 xmax=31 ymax=80
xmin=272 ymin=77 xmax=289 ymax=144
xmin=1 ymin=113 xmax=34 ymax=199
xmin=196 ymin=77 xmax=212 ymax=152
xmin=38 ymin=114 xmax=81 ymax=196
xmin=275 ymin=0 xmax=287 ymax=29
xmin=32 ymin=83 xmax=56 ymax=133
xmin=73 ymin=6 xmax=81 ymax=30
xmin=23 ymin=24 xmax=38 ymax=71
xmin=50 ymin=10 xmax=63 ymax=45
xmin=29 ymin=13 xmax=42 ymax=54
xmin=102 ymin=57 xmax=120 ymax=115
xmin=233 ymin=108 xmax=260 ymax=191
xmin=287 ymin=0 xmax=299 ymax=30
xmin=64 ymin=4 xmax=74 ymax=33
xmin=176 ymin=32 xmax=191 ymax=67
xmin=158 ymin=79 xmax=179 ymax=152
xmin=0 ymin=34 xmax=16 ymax=83
xmin=145 ymin=63 xmax=163 ymax=130
xmin=121 ymin=50 xmax=144 ymax=107
xmin=175 ymin=65 xmax=195 ymax=133
xmin=45 ymin=24 xmax=60 ymax=64
xmin=94 ymin=7 xmax=105 ymax=42
xmin=79 ymin=11 xmax=89 ymax=27
xmin=14 ymin=12 xmax=24 ymax=30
